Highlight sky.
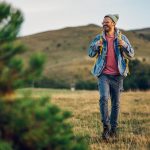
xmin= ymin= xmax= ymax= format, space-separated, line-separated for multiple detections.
xmin=3 ymin=0 xmax=150 ymax=36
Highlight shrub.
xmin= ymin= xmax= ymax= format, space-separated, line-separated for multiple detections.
xmin=0 ymin=97 xmax=88 ymax=150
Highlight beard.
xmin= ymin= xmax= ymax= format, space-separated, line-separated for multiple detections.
xmin=103 ymin=25 xmax=111 ymax=32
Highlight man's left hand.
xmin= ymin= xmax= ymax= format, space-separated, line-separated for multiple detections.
xmin=118 ymin=40 xmax=128 ymax=49
xmin=118 ymin=40 xmax=126 ymax=47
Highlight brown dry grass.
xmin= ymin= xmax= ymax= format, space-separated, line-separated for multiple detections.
xmin=18 ymin=88 xmax=150 ymax=150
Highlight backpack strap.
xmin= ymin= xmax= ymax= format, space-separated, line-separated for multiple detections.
xmin=94 ymin=33 xmax=103 ymax=65
xmin=118 ymin=31 xmax=130 ymax=75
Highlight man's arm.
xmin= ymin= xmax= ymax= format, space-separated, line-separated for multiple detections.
xmin=88 ymin=35 xmax=100 ymax=57
xmin=119 ymin=35 xmax=134 ymax=58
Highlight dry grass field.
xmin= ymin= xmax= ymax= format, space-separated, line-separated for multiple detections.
xmin=18 ymin=88 xmax=150 ymax=150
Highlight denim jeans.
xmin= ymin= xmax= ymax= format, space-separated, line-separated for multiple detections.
xmin=98 ymin=73 xmax=123 ymax=129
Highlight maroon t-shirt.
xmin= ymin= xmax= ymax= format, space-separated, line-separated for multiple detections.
xmin=102 ymin=34 xmax=120 ymax=75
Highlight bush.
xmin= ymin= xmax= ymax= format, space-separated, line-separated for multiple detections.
xmin=33 ymin=77 xmax=70 ymax=89
xmin=0 ymin=141 xmax=13 ymax=150
xmin=0 ymin=97 xmax=88 ymax=150
xmin=76 ymin=80 xmax=97 ymax=90
xmin=124 ymin=59 xmax=150 ymax=90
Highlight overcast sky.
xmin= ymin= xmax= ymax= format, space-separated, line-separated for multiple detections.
xmin=3 ymin=0 xmax=150 ymax=36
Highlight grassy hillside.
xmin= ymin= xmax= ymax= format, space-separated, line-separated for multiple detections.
xmin=17 ymin=88 xmax=150 ymax=150
xmin=131 ymin=28 xmax=150 ymax=41
xmin=18 ymin=25 xmax=150 ymax=86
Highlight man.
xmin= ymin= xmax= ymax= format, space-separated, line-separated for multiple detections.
xmin=88 ymin=14 xmax=134 ymax=140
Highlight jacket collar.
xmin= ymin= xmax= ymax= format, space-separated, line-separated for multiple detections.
xmin=101 ymin=28 xmax=120 ymax=40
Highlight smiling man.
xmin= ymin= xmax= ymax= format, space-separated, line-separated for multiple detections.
xmin=88 ymin=14 xmax=134 ymax=140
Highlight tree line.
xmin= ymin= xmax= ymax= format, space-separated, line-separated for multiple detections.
xmin=32 ymin=59 xmax=150 ymax=91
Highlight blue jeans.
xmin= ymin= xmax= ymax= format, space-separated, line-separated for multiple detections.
xmin=98 ymin=73 xmax=123 ymax=129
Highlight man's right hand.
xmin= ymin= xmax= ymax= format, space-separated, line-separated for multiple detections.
xmin=95 ymin=40 xmax=103 ymax=47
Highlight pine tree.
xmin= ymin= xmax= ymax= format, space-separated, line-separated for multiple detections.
xmin=0 ymin=2 xmax=45 ymax=97
xmin=0 ymin=2 xmax=88 ymax=149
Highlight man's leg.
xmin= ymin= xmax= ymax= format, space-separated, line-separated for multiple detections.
xmin=98 ymin=74 xmax=110 ymax=139
xmin=109 ymin=76 xmax=123 ymax=136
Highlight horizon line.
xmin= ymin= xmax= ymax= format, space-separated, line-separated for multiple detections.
xmin=19 ymin=23 xmax=150 ymax=38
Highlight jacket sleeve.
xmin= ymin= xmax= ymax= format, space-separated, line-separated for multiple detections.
xmin=121 ymin=35 xmax=135 ymax=58
xmin=88 ymin=35 xmax=100 ymax=57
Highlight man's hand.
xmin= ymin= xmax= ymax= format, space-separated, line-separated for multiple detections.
xmin=118 ymin=39 xmax=127 ymax=48
xmin=95 ymin=40 xmax=103 ymax=47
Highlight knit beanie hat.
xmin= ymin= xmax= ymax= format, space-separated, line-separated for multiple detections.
xmin=104 ymin=14 xmax=119 ymax=23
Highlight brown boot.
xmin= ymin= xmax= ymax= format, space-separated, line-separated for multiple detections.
xmin=102 ymin=126 xmax=110 ymax=141
xmin=109 ymin=128 xmax=117 ymax=138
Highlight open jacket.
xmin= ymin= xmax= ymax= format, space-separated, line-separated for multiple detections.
xmin=88 ymin=29 xmax=134 ymax=77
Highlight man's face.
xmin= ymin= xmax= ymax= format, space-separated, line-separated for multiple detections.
xmin=102 ymin=17 xmax=115 ymax=32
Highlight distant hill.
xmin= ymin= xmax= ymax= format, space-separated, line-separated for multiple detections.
xmin=18 ymin=24 xmax=150 ymax=87
xmin=130 ymin=28 xmax=150 ymax=41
